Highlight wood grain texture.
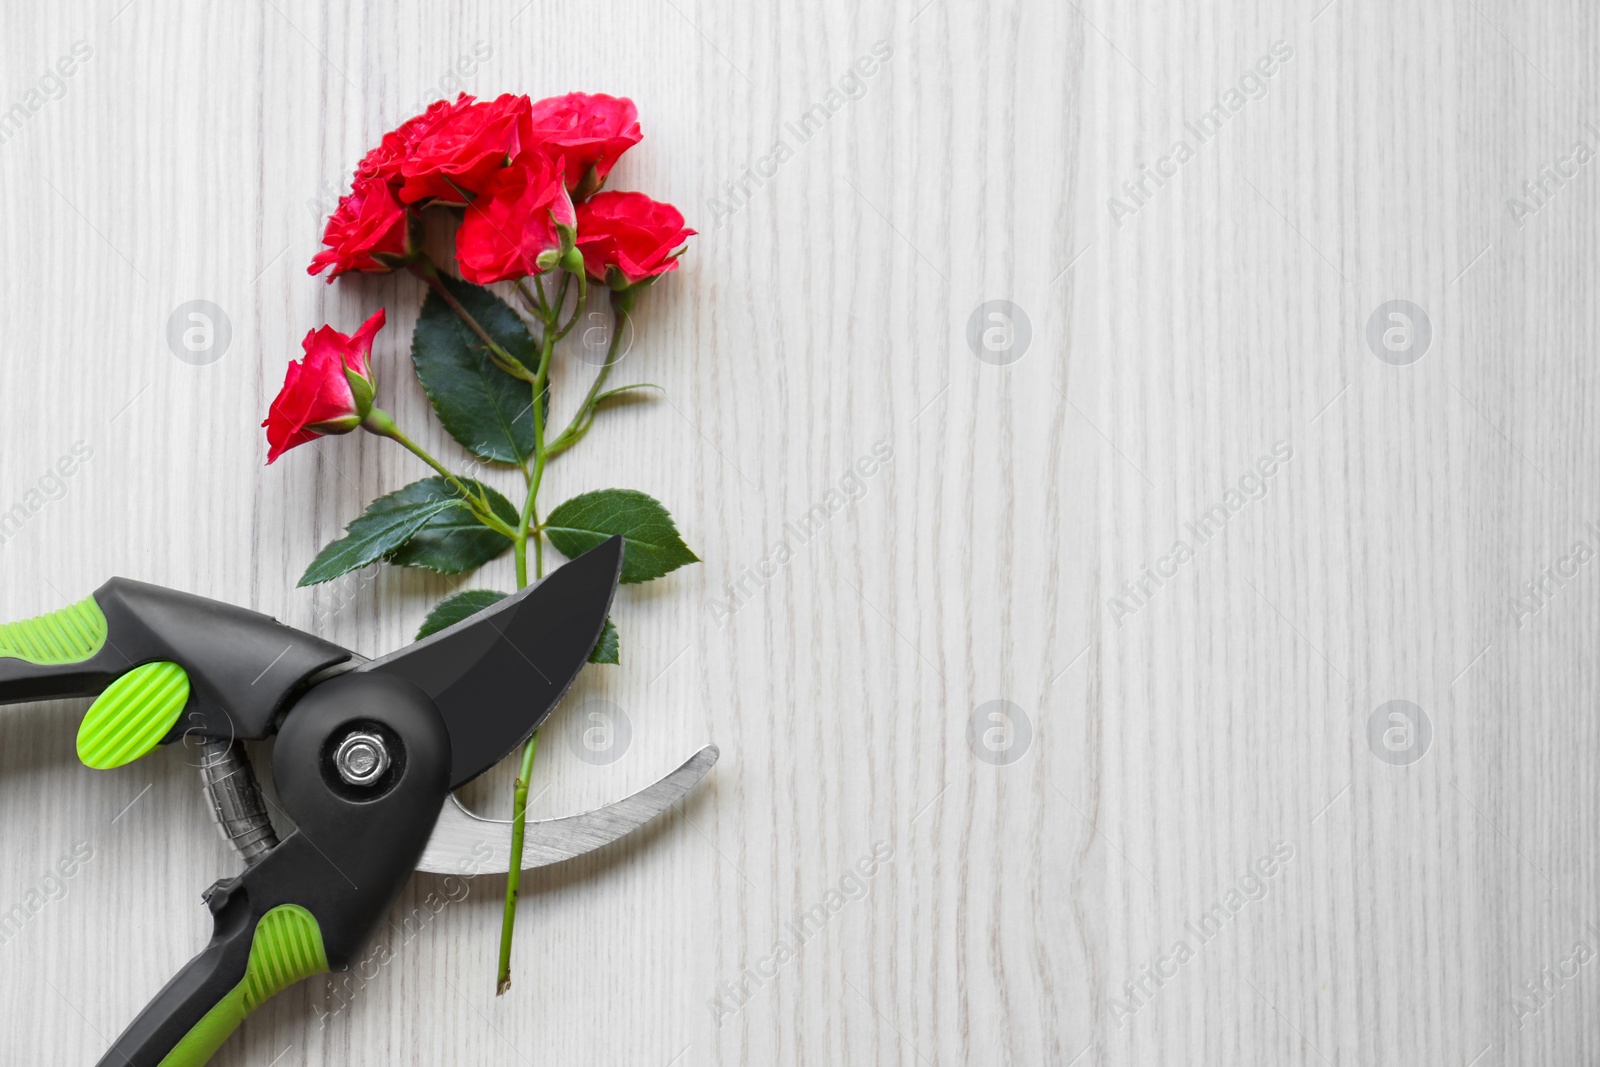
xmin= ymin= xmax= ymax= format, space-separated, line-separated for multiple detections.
xmin=1 ymin=0 xmax=1598 ymax=1063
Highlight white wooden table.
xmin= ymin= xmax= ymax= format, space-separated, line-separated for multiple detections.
xmin=1 ymin=0 xmax=1596 ymax=1062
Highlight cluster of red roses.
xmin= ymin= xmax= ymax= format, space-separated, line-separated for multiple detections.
xmin=310 ymin=90 xmax=693 ymax=287
xmin=265 ymin=91 xmax=694 ymax=463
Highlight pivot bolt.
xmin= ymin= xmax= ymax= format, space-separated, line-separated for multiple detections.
xmin=334 ymin=731 xmax=390 ymax=786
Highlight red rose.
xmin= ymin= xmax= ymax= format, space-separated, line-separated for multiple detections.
xmin=310 ymin=98 xmax=473 ymax=278
xmin=526 ymin=93 xmax=642 ymax=195
xmin=455 ymin=154 xmax=577 ymax=284
xmin=400 ymin=93 xmax=531 ymax=205
xmin=357 ymin=95 xmax=476 ymax=186
xmin=263 ymin=309 xmax=386 ymax=463
xmin=575 ymin=192 xmax=695 ymax=289
xmin=308 ymin=178 xmax=409 ymax=279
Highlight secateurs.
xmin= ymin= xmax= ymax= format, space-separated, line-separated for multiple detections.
xmin=0 ymin=536 xmax=717 ymax=1066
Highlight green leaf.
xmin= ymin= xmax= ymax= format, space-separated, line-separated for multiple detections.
xmin=299 ymin=490 xmax=459 ymax=587
xmin=412 ymin=273 xmax=539 ymax=464
xmin=417 ymin=589 xmax=508 ymax=640
xmin=588 ymin=617 xmax=619 ymax=664
xmin=383 ymin=477 xmax=518 ymax=575
xmin=544 ymin=489 xmax=700 ymax=584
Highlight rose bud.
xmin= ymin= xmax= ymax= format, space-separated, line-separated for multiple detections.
xmin=399 ymin=93 xmax=532 ymax=205
xmin=526 ymin=92 xmax=642 ymax=199
xmin=574 ymin=191 xmax=695 ymax=290
xmin=263 ymin=309 xmax=387 ymax=463
xmin=308 ymin=177 xmax=411 ymax=279
xmin=454 ymin=153 xmax=577 ymax=284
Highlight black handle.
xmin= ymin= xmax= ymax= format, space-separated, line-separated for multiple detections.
xmin=95 ymin=867 xmax=329 ymax=1067
xmin=0 ymin=579 xmax=351 ymax=752
xmin=98 ymin=672 xmax=452 ymax=1066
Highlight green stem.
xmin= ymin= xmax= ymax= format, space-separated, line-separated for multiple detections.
xmin=513 ymin=278 xmax=546 ymax=318
xmin=410 ymin=257 xmax=535 ymax=381
xmin=363 ymin=410 xmax=518 ymax=539
xmin=555 ymin=268 xmax=591 ymax=341
xmin=495 ymin=731 xmax=538 ymax=996
xmin=552 ymin=272 xmax=571 ymax=323
xmin=547 ymin=295 xmax=633 ymax=459
xmin=514 ymin=511 xmax=531 ymax=588
xmin=496 ymin=271 xmax=565 ymax=995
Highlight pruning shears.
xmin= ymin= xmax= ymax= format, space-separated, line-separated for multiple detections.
xmin=0 ymin=536 xmax=717 ymax=1066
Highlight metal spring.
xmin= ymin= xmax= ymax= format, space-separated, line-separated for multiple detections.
xmin=196 ymin=739 xmax=279 ymax=866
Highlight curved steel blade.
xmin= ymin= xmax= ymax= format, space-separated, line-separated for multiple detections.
xmin=415 ymin=744 xmax=719 ymax=874
xmin=357 ymin=536 xmax=623 ymax=787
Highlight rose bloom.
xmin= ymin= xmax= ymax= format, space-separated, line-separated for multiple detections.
xmin=575 ymin=192 xmax=695 ymax=288
xmin=455 ymin=153 xmax=577 ymax=284
xmin=308 ymin=178 xmax=409 ymax=279
xmin=526 ymin=93 xmax=642 ymax=194
xmin=400 ymin=93 xmax=531 ymax=205
xmin=309 ymin=96 xmax=478 ymax=278
xmin=356 ymin=95 xmax=476 ymax=187
xmin=263 ymin=309 xmax=386 ymax=463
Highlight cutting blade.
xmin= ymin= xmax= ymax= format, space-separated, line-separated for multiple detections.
xmin=357 ymin=536 xmax=623 ymax=787
xmin=415 ymin=745 xmax=719 ymax=874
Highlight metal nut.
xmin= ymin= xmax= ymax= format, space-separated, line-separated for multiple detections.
xmin=334 ymin=731 xmax=390 ymax=786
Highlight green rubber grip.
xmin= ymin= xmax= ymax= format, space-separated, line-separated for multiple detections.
xmin=0 ymin=595 xmax=189 ymax=770
xmin=0 ymin=596 xmax=108 ymax=664
xmin=76 ymin=662 xmax=191 ymax=769
xmin=157 ymin=905 xmax=330 ymax=1067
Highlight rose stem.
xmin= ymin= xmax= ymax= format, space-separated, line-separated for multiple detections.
xmin=497 ymin=268 xmax=565 ymax=994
